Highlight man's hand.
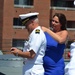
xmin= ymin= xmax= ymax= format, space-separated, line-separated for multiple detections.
xmin=10 ymin=47 xmax=19 ymax=56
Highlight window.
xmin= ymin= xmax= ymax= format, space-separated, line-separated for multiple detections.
xmin=14 ymin=0 xmax=33 ymax=6
xmin=66 ymin=40 xmax=74 ymax=49
xmin=12 ymin=39 xmax=26 ymax=50
xmin=13 ymin=18 xmax=26 ymax=29
xmin=13 ymin=18 xmax=22 ymax=26
xmin=50 ymin=20 xmax=75 ymax=29
xmin=51 ymin=0 xmax=75 ymax=8
xmin=67 ymin=21 xmax=75 ymax=28
xmin=14 ymin=0 xmax=19 ymax=4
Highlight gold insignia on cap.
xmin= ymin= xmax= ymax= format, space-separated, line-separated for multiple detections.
xmin=35 ymin=29 xmax=40 ymax=34
xmin=22 ymin=18 xmax=29 ymax=25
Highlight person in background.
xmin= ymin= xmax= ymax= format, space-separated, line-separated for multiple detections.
xmin=65 ymin=40 xmax=75 ymax=75
xmin=11 ymin=12 xmax=46 ymax=75
xmin=42 ymin=13 xmax=68 ymax=75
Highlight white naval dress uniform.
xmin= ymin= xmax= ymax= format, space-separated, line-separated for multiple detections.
xmin=23 ymin=26 xmax=46 ymax=75
xmin=65 ymin=42 xmax=75 ymax=75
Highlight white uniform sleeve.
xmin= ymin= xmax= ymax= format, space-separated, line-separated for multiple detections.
xmin=28 ymin=30 xmax=43 ymax=53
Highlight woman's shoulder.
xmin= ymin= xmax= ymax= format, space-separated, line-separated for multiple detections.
xmin=56 ymin=30 xmax=68 ymax=35
xmin=61 ymin=30 xmax=68 ymax=33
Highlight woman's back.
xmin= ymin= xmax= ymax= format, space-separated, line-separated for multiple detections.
xmin=43 ymin=32 xmax=65 ymax=75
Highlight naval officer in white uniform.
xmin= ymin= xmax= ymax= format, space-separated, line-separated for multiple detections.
xmin=11 ymin=12 xmax=46 ymax=75
xmin=65 ymin=41 xmax=75 ymax=75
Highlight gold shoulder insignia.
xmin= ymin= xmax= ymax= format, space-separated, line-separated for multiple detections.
xmin=35 ymin=29 xmax=40 ymax=34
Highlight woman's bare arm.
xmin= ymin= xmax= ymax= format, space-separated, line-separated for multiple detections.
xmin=42 ymin=26 xmax=68 ymax=44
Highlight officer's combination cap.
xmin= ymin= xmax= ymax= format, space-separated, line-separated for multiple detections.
xmin=19 ymin=12 xmax=39 ymax=26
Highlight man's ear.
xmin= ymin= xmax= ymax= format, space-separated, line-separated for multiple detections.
xmin=31 ymin=20 xmax=34 ymax=23
xmin=31 ymin=20 xmax=34 ymax=26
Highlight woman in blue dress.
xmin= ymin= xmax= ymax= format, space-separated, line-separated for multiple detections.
xmin=42 ymin=13 xmax=68 ymax=75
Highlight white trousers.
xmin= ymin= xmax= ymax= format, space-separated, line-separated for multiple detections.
xmin=65 ymin=62 xmax=75 ymax=75
xmin=23 ymin=64 xmax=44 ymax=75
xmin=65 ymin=68 xmax=75 ymax=75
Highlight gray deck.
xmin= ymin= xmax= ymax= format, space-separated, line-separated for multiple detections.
xmin=0 ymin=54 xmax=23 ymax=75
xmin=0 ymin=53 xmax=69 ymax=75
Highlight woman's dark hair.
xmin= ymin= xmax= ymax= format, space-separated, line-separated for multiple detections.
xmin=53 ymin=13 xmax=67 ymax=30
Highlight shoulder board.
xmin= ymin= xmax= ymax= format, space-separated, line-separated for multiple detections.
xmin=35 ymin=29 xmax=40 ymax=34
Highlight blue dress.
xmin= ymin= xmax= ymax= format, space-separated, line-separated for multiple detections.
xmin=43 ymin=32 xmax=65 ymax=75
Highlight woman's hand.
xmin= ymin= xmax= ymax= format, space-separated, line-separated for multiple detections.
xmin=41 ymin=26 xmax=48 ymax=32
